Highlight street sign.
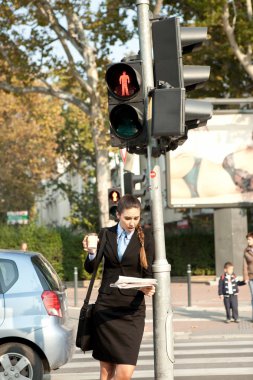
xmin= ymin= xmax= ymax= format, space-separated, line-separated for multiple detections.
xmin=7 ymin=211 xmax=28 ymax=225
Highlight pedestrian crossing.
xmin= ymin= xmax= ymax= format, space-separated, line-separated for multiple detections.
xmin=49 ymin=337 xmax=253 ymax=380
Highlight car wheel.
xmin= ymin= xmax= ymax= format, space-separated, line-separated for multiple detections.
xmin=0 ymin=342 xmax=44 ymax=380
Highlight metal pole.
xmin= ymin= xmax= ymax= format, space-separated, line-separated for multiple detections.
xmin=136 ymin=2 xmax=174 ymax=379
xmin=74 ymin=267 xmax=78 ymax=307
xmin=187 ymin=264 xmax=192 ymax=307
xmin=119 ymin=160 xmax=125 ymax=196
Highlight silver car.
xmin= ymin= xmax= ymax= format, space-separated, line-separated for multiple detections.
xmin=0 ymin=249 xmax=75 ymax=379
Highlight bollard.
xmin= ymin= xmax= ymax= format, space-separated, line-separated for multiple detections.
xmin=187 ymin=264 xmax=192 ymax=307
xmin=74 ymin=267 xmax=78 ymax=307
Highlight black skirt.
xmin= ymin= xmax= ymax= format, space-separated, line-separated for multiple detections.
xmin=92 ymin=289 xmax=146 ymax=365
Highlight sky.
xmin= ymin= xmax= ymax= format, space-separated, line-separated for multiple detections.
xmin=90 ymin=0 xmax=139 ymax=62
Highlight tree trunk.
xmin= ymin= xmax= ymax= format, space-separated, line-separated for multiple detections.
xmin=90 ymin=101 xmax=111 ymax=228
xmin=96 ymin=146 xmax=111 ymax=228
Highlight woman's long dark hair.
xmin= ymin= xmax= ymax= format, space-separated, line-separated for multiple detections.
xmin=117 ymin=195 xmax=148 ymax=269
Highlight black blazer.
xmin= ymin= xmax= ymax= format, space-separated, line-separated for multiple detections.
xmin=84 ymin=224 xmax=155 ymax=297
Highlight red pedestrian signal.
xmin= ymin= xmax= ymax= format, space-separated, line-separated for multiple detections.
xmin=108 ymin=188 xmax=121 ymax=220
xmin=119 ymin=71 xmax=130 ymax=96
xmin=106 ymin=63 xmax=141 ymax=101
xmin=105 ymin=60 xmax=147 ymax=154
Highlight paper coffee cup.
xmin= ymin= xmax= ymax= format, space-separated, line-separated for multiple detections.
xmin=87 ymin=234 xmax=98 ymax=250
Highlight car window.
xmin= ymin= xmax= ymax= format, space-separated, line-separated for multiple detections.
xmin=0 ymin=259 xmax=18 ymax=293
xmin=32 ymin=255 xmax=62 ymax=291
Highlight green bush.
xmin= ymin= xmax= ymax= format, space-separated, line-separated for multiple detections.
xmin=0 ymin=224 xmax=102 ymax=281
xmin=0 ymin=224 xmax=215 ymax=280
xmin=0 ymin=223 xmax=63 ymax=277
xmin=165 ymin=231 xmax=215 ymax=276
xmin=57 ymin=227 xmax=86 ymax=281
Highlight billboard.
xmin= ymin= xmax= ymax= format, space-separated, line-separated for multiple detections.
xmin=166 ymin=113 xmax=253 ymax=208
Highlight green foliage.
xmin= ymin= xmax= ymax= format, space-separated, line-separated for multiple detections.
xmin=160 ymin=0 xmax=253 ymax=98
xmin=53 ymin=106 xmax=99 ymax=231
xmin=57 ymin=227 xmax=85 ymax=281
xmin=0 ymin=223 xmax=103 ymax=281
xmin=64 ymin=187 xmax=99 ymax=231
xmin=165 ymin=231 xmax=215 ymax=276
xmin=0 ymin=223 xmax=64 ymax=276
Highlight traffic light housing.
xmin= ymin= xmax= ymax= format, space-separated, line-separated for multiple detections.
xmin=105 ymin=60 xmax=147 ymax=153
xmin=108 ymin=188 xmax=121 ymax=220
xmin=151 ymin=17 xmax=213 ymax=145
xmin=124 ymin=172 xmax=146 ymax=197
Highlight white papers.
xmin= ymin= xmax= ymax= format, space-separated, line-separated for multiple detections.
xmin=110 ymin=276 xmax=157 ymax=289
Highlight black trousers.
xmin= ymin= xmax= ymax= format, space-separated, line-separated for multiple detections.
xmin=223 ymin=294 xmax=238 ymax=320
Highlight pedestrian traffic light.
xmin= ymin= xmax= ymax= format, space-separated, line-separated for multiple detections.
xmin=108 ymin=188 xmax=121 ymax=220
xmin=151 ymin=17 xmax=213 ymax=144
xmin=105 ymin=60 xmax=147 ymax=153
xmin=124 ymin=172 xmax=146 ymax=197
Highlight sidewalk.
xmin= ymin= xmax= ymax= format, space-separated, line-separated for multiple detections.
xmin=171 ymin=282 xmax=253 ymax=338
xmin=66 ymin=280 xmax=253 ymax=340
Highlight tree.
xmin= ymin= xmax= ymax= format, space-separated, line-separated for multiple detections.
xmin=54 ymin=105 xmax=99 ymax=230
xmin=0 ymin=0 xmax=134 ymax=227
xmin=159 ymin=0 xmax=253 ymax=97
xmin=0 ymin=90 xmax=64 ymax=217
xmin=222 ymin=0 xmax=253 ymax=80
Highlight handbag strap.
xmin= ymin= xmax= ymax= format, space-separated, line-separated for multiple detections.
xmin=83 ymin=228 xmax=107 ymax=307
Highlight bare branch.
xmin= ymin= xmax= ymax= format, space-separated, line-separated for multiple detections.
xmin=222 ymin=2 xmax=253 ymax=79
xmin=37 ymin=1 xmax=84 ymax=57
xmin=67 ymin=12 xmax=99 ymax=94
xmin=246 ymin=0 xmax=253 ymax=56
xmin=153 ymin=0 xmax=163 ymax=17
xmin=0 ymin=81 xmax=91 ymax=115
xmin=37 ymin=1 xmax=93 ymax=95
xmin=246 ymin=0 xmax=253 ymax=20
xmin=231 ymin=0 xmax=237 ymax=29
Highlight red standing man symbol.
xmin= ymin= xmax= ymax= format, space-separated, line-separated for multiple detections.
xmin=119 ymin=71 xmax=130 ymax=96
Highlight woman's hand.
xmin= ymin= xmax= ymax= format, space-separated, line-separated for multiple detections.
xmin=140 ymin=285 xmax=156 ymax=297
xmin=82 ymin=234 xmax=98 ymax=255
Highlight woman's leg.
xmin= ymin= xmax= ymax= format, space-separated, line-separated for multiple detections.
xmin=114 ymin=364 xmax=136 ymax=380
xmin=249 ymin=280 xmax=253 ymax=320
xmin=100 ymin=361 xmax=116 ymax=380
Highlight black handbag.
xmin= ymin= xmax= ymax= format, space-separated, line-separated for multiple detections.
xmin=76 ymin=229 xmax=107 ymax=352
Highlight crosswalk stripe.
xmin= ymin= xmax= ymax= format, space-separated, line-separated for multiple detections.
xmin=175 ymin=368 xmax=253 ymax=376
xmin=51 ymin=338 xmax=253 ymax=379
xmin=72 ymin=347 xmax=253 ymax=361
xmin=175 ymin=341 xmax=253 ymax=347
xmin=65 ymin=356 xmax=253 ymax=367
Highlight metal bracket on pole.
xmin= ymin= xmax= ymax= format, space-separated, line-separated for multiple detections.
xmin=136 ymin=2 xmax=174 ymax=379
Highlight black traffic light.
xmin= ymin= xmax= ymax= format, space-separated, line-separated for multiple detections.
xmin=105 ymin=60 xmax=147 ymax=153
xmin=124 ymin=172 xmax=145 ymax=197
xmin=151 ymin=17 xmax=213 ymax=143
xmin=108 ymin=188 xmax=121 ymax=220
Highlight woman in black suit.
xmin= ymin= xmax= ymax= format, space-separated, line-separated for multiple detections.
xmin=83 ymin=194 xmax=155 ymax=380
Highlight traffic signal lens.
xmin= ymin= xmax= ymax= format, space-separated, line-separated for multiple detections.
xmin=108 ymin=189 xmax=121 ymax=220
xmin=109 ymin=205 xmax=118 ymax=219
xmin=110 ymin=104 xmax=142 ymax=139
xmin=106 ymin=63 xmax=140 ymax=100
xmin=109 ymin=190 xmax=120 ymax=202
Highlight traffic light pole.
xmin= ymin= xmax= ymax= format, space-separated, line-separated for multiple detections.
xmin=136 ymin=1 xmax=174 ymax=379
